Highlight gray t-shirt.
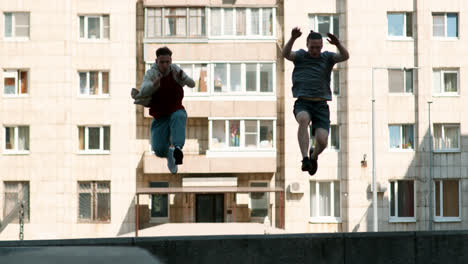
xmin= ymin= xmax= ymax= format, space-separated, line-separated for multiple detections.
xmin=292 ymin=49 xmax=336 ymax=100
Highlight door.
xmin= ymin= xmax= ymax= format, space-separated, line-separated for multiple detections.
xmin=196 ymin=194 xmax=224 ymax=222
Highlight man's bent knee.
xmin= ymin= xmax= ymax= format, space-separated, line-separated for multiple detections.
xmin=154 ymin=147 xmax=167 ymax=158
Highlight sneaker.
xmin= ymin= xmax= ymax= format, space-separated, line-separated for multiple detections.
xmin=308 ymin=147 xmax=318 ymax=175
xmin=167 ymin=147 xmax=178 ymax=174
xmin=301 ymin=157 xmax=312 ymax=172
xmin=173 ymin=146 xmax=183 ymax=165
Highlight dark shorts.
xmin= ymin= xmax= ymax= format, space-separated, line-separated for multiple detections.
xmin=293 ymin=98 xmax=330 ymax=136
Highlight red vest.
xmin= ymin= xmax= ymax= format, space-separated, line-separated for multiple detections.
xmin=149 ymin=71 xmax=185 ymax=119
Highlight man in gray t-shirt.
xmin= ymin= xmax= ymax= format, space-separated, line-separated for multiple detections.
xmin=283 ymin=28 xmax=349 ymax=175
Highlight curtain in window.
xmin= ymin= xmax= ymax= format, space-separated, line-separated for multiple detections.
xmin=79 ymin=183 xmax=92 ymax=219
xmin=433 ymin=15 xmax=445 ymax=37
xmin=236 ymin=8 xmax=246 ymax=35
xmin=250 ymin=9 xmax=260 ymax=35
xmin=402 ymin=125 xmax=413 ymax=149
xmin=444 ymin=126 xmax=459 ymax=149
xmin=262 ymin=8 xmax=272 ymax=36
xmin=89 ymin=71 xmax=98 ymax=95
xmin=88 ymin=17 xmax=100 ymax=39
xmin=388 ymin=70 xmax=404 ymax=93
xmin=444 ymin=72 xmax=457 ymax=92
xmin=18 ymin=126 xmax=29 ymax=151
xmin=15 ymin=13 xmax=29 ymax=37
xmin=319 ymin=182 xmax=331 ymax=216
xmin=211 ymin=9 xmax=221 ymax=36
xmin=230 ymin=63 xmax=241 ymax=92
xmin=20 ymin=71 xmax=28 ymax=94
xmin=389 ymin=125 xmax=401 ymax=149
xmin=224 ymin=9 xmax=234 ymax=35
xmin=397 ymin=181 xmax=414 ymax=217
xmin=433 ymin=124 xmax=442 ymax=150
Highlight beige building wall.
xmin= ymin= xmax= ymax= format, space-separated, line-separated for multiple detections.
xmin=0 ymin=0 xmax=137 ymax=239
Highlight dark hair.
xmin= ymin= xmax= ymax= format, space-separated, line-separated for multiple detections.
xmin=156 ymin=46 xmax=172 ymax=57
xmin=307 ymin=31 xmax=323 ymax=42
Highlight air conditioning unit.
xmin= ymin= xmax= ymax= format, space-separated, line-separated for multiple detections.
xmin=289 ymin=182 xmax=304 ymax=194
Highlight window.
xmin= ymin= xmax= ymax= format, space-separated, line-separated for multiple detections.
xmin=146 ymin=7 xmax=205 ymax=37
xmin=79 ymin=71 xmax=109 ymax=96
xmin=78 ymin=181 xmax=110 ymax=222
xmin=179 ymin=64 xmax=209 ymax=94
xmin=433 ymin=124 xmax=460 ymax=151
xmin=389 ymin=124 xmax=414 ymax=150
xmin=150 ymin=182 xmax=169 ymax=220
xmin=389 ymin=181 xmax=415 ymax=220
xmin=212 ymin=63 xmax=274 ymax=94
xmin=78 ymin=126 xmax=110 ymax=153
xmin=3 ymin=182 xmax=29 ymax=222
xmin=310 ymin=125 xmax=340 ymax=150
xmin=4 ymin=12 xmax=29 ymax=39
xmin=3 ymin=70 xmax=28 ymax=95
xmin=387 ymin=13 xmax=413 ymax=38
xmin=388 ymin=69 xmax=413 ymax=93
xmin=433 ymin=69 xmax=458 ymax=95
xmin=310 ymin=181 xmax=340 ymax=221
xmin=3 ymin=126 xmax=29 ymax=153
xmin=210 ymin=8 xmax=274 ymax=37
xmin=433 ymin=13 xmax=458 ymax=38
xmin=79 ymin=15 xmax=110 ymax=40
xmin=434 ymin=180 xmax=460 ymax=220
xmin=332 ymin=69 xmax=339 ymax=95
xmin=309 ymin=14 xmax=339 ymax=38
xmin=210 ymin=119 xmax=275 ymax=150
xmin=249 ymin=182 xmax=269 ymax=218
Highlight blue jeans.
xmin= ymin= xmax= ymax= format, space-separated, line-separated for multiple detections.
xmin=150 ymin=109 xmax=187 ymax=158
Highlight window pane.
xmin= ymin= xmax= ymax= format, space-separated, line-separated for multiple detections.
xmin=97 ymin=192 xmax=110 ymax=220
xmin=230 ymin=63 xmax=241 ymax=92
xmin=389 ymin=125 xmax=401 ymax=149
xmin=388 ymin=13 xmax=404 ymax=37
xmin=402 ymin=125 xmax=414 ymax=149
xmin=15 ymin=13 xmax=29 ymax=37
xmin=229 ymin=120 xmax=240 ymax=147
xmin=4 ymin=76 xmax=16 ymax=94
xmin=333 ymin=15 xmax=339 ymax=38
xmin=334 ymin=182 xmax=340 ymax=217
xmin=79 ymin=16 xmax=84 ymax=38
xmin=317 ymin=16 xmax=330 ymax=37
xmin=260 ymin=120 xmax=273 ymax=148
xmin=444 ymin=72 xmax=457 ymax=92
xmin=250 ymin=9 xmax=260 ymax=35
xmin=332 ymin=70 xmax=339 ymax=95
xmin=180 ymin=64 xmax=193 ymax=93
xmin=18 ymin=126 xmax=29 ymax=151
xmin=236 ymin=8 xmax=246 ymax=35
xmin=397 ymin=181 xmax=414 ymax=217
xmin=310 ymin=182 xmax=316 ymax=217
xmin=246 ymin=64 xmax=257 ymax=92
xmin=330 ymin=125 xmax=339 ymax=149
xmin=88 ymin=17 xmax=100 ymax=39
xmin=224 ymin=9 xmax=234 ymax=35
xmin=444 ymin=126 xmax=459 ymax=149
xmin=262 ymin=8 xmax=273 ymax=36
xmin=260 ymin=63 xmax=273 ymax=92
xmin=211 ymin=8 xmax=221 ymax=36
xmin=214 ymin=63 xmax=227 ymax=93
xmin=88 ymin=127 xmax=100 ymax=150
xmin=20 ymin=71 xmax=27 ymax=94
xmin=79 ymin=72 xmax=87 ymax=94
xmin=443 ymin=180 xmax=459 ymax=217
xmin=5 ymin=13 xmax=12 ymax=37
xmin=405 ymin=70 xmax=413 ymax=93
xmin=102 ymin=72 xmax=109 ymax=94
xmin=389 ymin=70 xmax=404 ymax=93
xmin=103 ymin=126 xmax=110 ymax=150
xmin=435 ymin=181 xmax=441 ymax=216
xmin=245 ymin=120 xmax=257 ymax=148
xmin=89 ymin=71 xmax=98 ymax=95
xmin=390 ymin=182 xmax=395 ymax=216
xmin=190 ymin=64 xmax=208 ymax=93
xmin=79 ymin=193 xmax=92 ymax=219
xmin=308 ymin=15 xmax=316 ymax=32
xmin=433 ymin=14 xmax=445 ymax=37
xmin=250 ymin=182 xmax=268 ymax=217
xmin=447 ymin=13 xmax=458 ymax=37
xmin=150 ymin=182 xmax=169 ymax=218
xmin=406 ymin=13 xmax=413 ymax=37
xmin=433 ymin=70 xmax=441 ymax=94
xmin=319 ymin=182 xmax=331 ymax=216
xmin=5 ymin=127 xmax=15 ymax=150
xmin=78 ymin=127 xmax=85 ymax=150
xmin=176 ymin=16 xmax=186 ymax=36
xmin=212 ymin=120 xmax=226 ymax=149
xmin=165 ymin=8 xmax=186 ymax=36
xmin=433 ymin=124 xmax=442 ymax=150
xmin=103 ymin=15 xmax=109 ymax=39
xmin=189 ymin=8 xmax=205 ymax=36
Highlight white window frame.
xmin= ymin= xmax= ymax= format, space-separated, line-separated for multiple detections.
xmin=433 ymin=179 xmax=461 ymax=222
xmin=386 ymin=12 xmax=413 ymax=40
xmin=309 ymin=181 xmax=342 ymax=223
xmin=432 ymin=13 xmax=459 ymax=39
xmin=78 ymin=71 xmax=110 ymax=97
xmin=433 ymin=69 xmax=459 ymax=96
xmin=3 ymin=126 xmax=29 ymax=155
xmin=388 ymin=124 xmax=414 ymax=152
xmin=433 ymin=124 xmax=460 ymax=153
xmin=79 ymin=15 xmax=109 ymax=40
xmin=78 ymin=126 xmax=110 ymax=154
xmin=308 ymin=14 xmax=339 ymax=39
xmin=388 ymin=180 xmax=416 ymax=223
xmin=388 ymin=69 xmax=414 ymax=94
xmin=77 ymin=181 xmax=111 ymax=223
xmin=3 ymin=69 xmax=29 ymax=97
xmin=208 ymin=7 xmax=276 ymax=40
xmin=4 ymin=12 xmax=30 ymax=40
xmin=207 ymin=118 xmax=276 ymax=157
xmin=249 ymin=181 xmax=270 ymax=221
xmin=149 ymin=181 xmax=170 ymax=223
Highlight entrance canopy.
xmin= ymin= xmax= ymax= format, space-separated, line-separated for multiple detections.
xmin=136 ymin=186 xmax=283 ymax=195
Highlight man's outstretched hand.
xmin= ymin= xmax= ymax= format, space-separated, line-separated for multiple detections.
xmin=326 ymin=33 xmax=340 ymax=45
xmin=291 ymin=27 xmax=302 ymax=40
